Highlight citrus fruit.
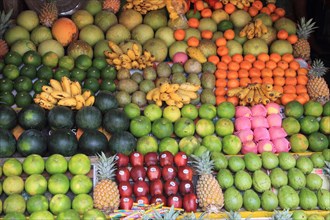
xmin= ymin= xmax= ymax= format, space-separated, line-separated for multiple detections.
xmin=45 ymin=154 xmax=68 ymax=174
xmin=308 ymin=132 xmax=329 ymax=152
xmin=178 ymin=135 xmax=200 ymax=155
xmin=215 ymin=118 xmax=234 ymax=137
xmin=289 ymin=133 xmax=309 ymax=152
xmin=218 ymin=20 xmax=234 ymax=31
xmin=22 ymin=50 xmax=41 ymax=66
xmin=181 ymin=104 xmax=198 ymax=120
xmin=49 ymin=194 xmax=72 ymax=215
xmin=304 ymin=100 xmax=323 ymax=117
xmin=163 ymin=106 xmax=181 ymax=122
xmin=83 ymin=209 xmax=106 ymax=220
xmin=93 ymin=57 xmax=107 ymax=70
xmin=42 ymin=51 xmax=59 ymax=68
xmin=4 ymin=51 xmax=22 ymax=66
xmin=130 ymin=115 xmax=152 ymax=137
xmin=48 ymin=173 xmax=70 ymax=194
xmin=193 ymin=145 xmax=208 ymax=157
xmin=124 ymin=103 xmax=141 ymax=119
xmin=284 ymin=101 xmax=304 ymax=119
xmin=23 ymin=154 xmax=45 ymax=174
xmin=212 ymin=151 xmax=228 ymax=170
xmin=54 ymin=67 xmax=70 ymax=81
xmin=20 ymin=64 xmax=37 ymax=79
xmin=68 ymin=153 xmax=91 ymax=175
xmin=101 ymin=65 xmax=117 ymax=79
xmin=300 ymin=116 xmax=319 ymax=135
xmin=3 ymin=212 xmax=26 ymax=220
xmin=87 ymin=67 xmax=101 ymax=79
xmin=199 ymin=103 xmax=217 ymax=120
xmin=3 ymin=194 xmax=26 ymax=214
xmin=3 ymin=176 xmax=24 ymax=195
xmin=217 ymin=168 xmax=234 ymax=189
xmin=57 ymin=209 xmax=80 ymax=220
xmin=158 ymin=137 xmax=179 ymax=155
xmin=320 ymin=116 xmax=330 ymax=135
xmin=75 ymin=54 xmax=93 ymax=71
xmin=228 ymin=156 xmax=245 ymax=172
xmin=25 ymin=174 xmax=48 ymax=195
xmin=136 ymin=135 xmax=158 ymax=155
xmin=323 ymin=149 xmax=330 ymax=161
xmin=83 ymin=77 xmax=100 ymax=93
xmin=70 ymin=174 xmax=93 ymax=194
xmin=100 ymin=79 xmax=116 ymax=92
xmin=323 ymin=101 xmax=330 ymax=116
xmin=72 ymin=194 xmax=93 ymax=215
xmin=195 ymin=119 xmax=215 ymax=137
xmin=0 ymin=92 xmax=15 ymax=106
xmin=33 ymin=79 xmax=48 ymax=93
xmin=0 ymin=78 xmax=14 ymax=92
xmin=217 ymin=101 xmax=235 ymax=119
xmin=27 ymin=195 xmax=49 ymax=214
xmin=71 ymin=67 xmax=87 ymax=82
xmin=143 ymin=104 xmax=162 ymax=121
xmin=14 ymin=76 xmax=33 ymax=92
xmin=3 ymin=158 xmax=22 ymax=176
xmin=29 ymin=211 xmax=54 ymax=220
xmin=58 ymin=55 xmax=75 ymax=71
xmin=174 ymin=117 xmax=195 ymax=138
xmin=37 ymin=65 xmax=53 ymax=80
xmin=282 ymin=117 xmax=300 ymax=135
xmin=222 ymin=135 xmax=242 ymax=155
xmin=3 ymin=64 xmax=20 ymax=80
xmin=15 ymin=92 xmax=33 ymax=108
xmin=202 ymin=135 xmax=222 ymax=152
xmin=151 ymin=117 xmax=173 ymax=139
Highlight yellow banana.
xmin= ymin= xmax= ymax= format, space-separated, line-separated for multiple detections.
xmin=85 ymin=96 xmax=95 ymax=106
xmin=179 ymin=94 xmax=191 ymax=104
xmin=104 ymin=51 xmax=119 ymax=59
xmin=132 ymin=43 xmax=141 ymax=57
xmin=179 ymin=83 xmax=200 ymax=92
xmin=108 ymin=41 xmax=123 ymax=55
xmin=50 ymin=79 xmax=63 ymax=91
xmin=155 ymin=99 xmax=163 ymax=107
xmin=82 ymin=90 xmax=92 ymax=100
xmin=51 ymin=91 xmax=70 ymax=99
xmin=113 ymin=58 xmax=122 ymax=65
xmin=58 ymin=97 xmax=77 ymax=107
xmin=75 ymin=95 xmax=85 ymax=105
xmin=176 ymin=89 xmax=198 ymax=99
xmin=227 ymin=87 xmax=244 ymax=97
xmin=169 ymin=92 xmax=182 ymax=102
xmin=166 ymin=84 xmax=180 ymax=93
xmin=39 ymin=99 xmax=54 ymax=110
xmin=131 ymin=60 xmax=139 ymax=69
xmin=186 ymin=47 xmax=207 ymax=63
xmin=127 ymin=49 xmax=137 ymax=60
xmin=40 ymin=92 xmax=57 ymax=104
xmin=75 ymin=101 xmax=84 ymax=110
xmin=146 ymin=88 xmax=159 ymax=100
xmin=152 ymin=89 xmax=161 ymax=102
xmin=238 ymin=87 xmax=251 ymax=99
xmin=120 ymin=54 xmax=132 ymax=63
xmin=42 ymin=85 xmax=53 ymax=94
xmin=61 ymin=76 xmax=71 ymax=96
xmin=160 ymin=82 xmax=170 ymax=93
xmin=34 ymin=97 xmax=41 ymax=104
xmin=160 ymin=93 xmax=170 ymax=101
xmin=175 ymin=101 xmax=183 ymax=108
xmin=165 ymin=99 xmax=175 ymax=106
xmin=74 ymin=81 xmax=82 ymax=95
xmin=246 ymin=89 xmax=255 ymax=103
xmin=143 ymin=50 xmax=151 ymax=60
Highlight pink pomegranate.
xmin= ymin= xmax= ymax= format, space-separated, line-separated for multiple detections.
xmin=257 ymin=140 xmax=275 ymax=153
xmin=235 ymin=117 xmax=251 ymax=131
xmin=269 ymin=127 xmax=287 ymax=140
xmin=235 ymin=106 xmax=252 ymax=118
xmin=235 ymin=129 xmax=254 ymax=143
xmin=253 ymin=127 xmax=270 ymax=142
xmin=251 ymin=116 xmax=269 ymax=129
xmin=267 ymin=114 xmax=282 ymax=127
xmin=265 ymin=103 xmax=281 ymax=115
xmin=241 ymin=141 xmax=258 ymax=154
xmin=251 ymin=104 xmax=267 ymax=117
xmin=273 ymin=138 xmax=291 ymax=153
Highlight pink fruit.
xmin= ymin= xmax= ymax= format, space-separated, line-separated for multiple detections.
xmin=265 ymin=103 xmax=281 ymax=115
xmin=235 ymin=117 xmax=251 ymax=131
xmin=269 ymin=127 xmax=287 ymax=140
xmin=253 ymin=127 xmax=270 ymax=142
xmin=235 ymin=106 xmax=251 ymax=118
xmin=235 ymin=129 xmax=254 ymax=143
xmin=173 ymin=52 xmax=188 ymax=64
xmin=251 ymin=116 xmax=269 ymax=129
xmin=273 ymin=138 xmax=291 ymax=153
xmin=267 ymin=114 xmax=282 ymax=127
xmin=241 ymin=141 xmax=257 ymax=154
xmin=257 ymin=140 xmax=275 ymax=153
xmin=251 ymin=104 xmax=267 ymax=117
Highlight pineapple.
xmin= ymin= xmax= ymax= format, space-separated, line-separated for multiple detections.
xmin=93 ymin=152 xmax=120 ymax=214
xmin=102 ymin=0 xmax=121 ymax=14
xmin=293 ymin=17 xmax=317 ymax=62
xmin=225 ymin=211 xmax=246 ymax=220
xmin=271 ymin=209 xmax=293 ymax=220
xmin=39 ymin=0 xmax=58 ymax=27
xmin=0 ymin=9 xmax=13 ymax=58
xmin=182 ymin=211 xmax=207 ymax=220
xmin=142 ymin=205 xmax=181 ymax=220
xmin=307 ymin=59 xmax=330 ymax=104
xmin=190 ymin=151 xmax=224 ymax=213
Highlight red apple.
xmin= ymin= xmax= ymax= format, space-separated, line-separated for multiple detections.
xmin=183 ymin=193 xmax=197 ymax=212
xmin=118 ymin=181 xmax=132 ymax=197
xmin=178 ymin=166 xmax=193 ymax=181
xmin=159 ymin=151 xmax=174 ymax=167
xmin=149 ymin=179 xmax=163 ymax=196
xmin=167 ymin=195 xmax=182 ymax=208
xmin=133 ymin=180 xmax=149 ymax=197
xmin=116 ymin=167 xmax=130 ymax=182
xmin=179 ymin=180 xmax=194 ymax=195
xmin=144 ymin=152 xmax=158 ymax=166
xmin=136 ymin=196 xmax=149 ymax=205
xmin=120 ymin=197 xmax=134 ymax=210
xmin=147 ymin=165 xmax=161 ymax=181
xmin=164 ymin=179 xmax=179 ymax=196
xmin=161 ymin=165 xmax=177 ymax=181
xmin=150 ymin=195 xmax=166 ymax=204
xmin=116 ymin=153 xmax=129 ymax=167
xmin=130 ymin=152 xmax=144 ymax=166
xmin=130 ymin=165 xmax=146 ymax=182
xmin=174 ymin=152 xmax=188 ymax=167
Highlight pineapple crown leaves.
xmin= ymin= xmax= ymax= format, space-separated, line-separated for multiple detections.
xmin=95 ymin=152 xmax=117 ymax=181
xmin=190 ymin=151 xmax=214 ymax=175
xmin=309 ymin=59 xmax=329 ymax=77
xmin=0 ymin=9 xmax=13 ymax=38
xmin=182 ymin=211 xmax=208 ymax=220
xmin=146 ymin=205 xmax=181 ymax=220
xmin=225 ymin=211 xmax=252 ymax=220
xmin=271 ymin=209 xmax=293 ymax=220
xmin=297 ymin=17 xmax=318 ymax=39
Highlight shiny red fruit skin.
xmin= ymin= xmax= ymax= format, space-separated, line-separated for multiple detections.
xmin=147 ymin=165 xmax=161 ymax=181
xmin=120 ymin=197 xmax=134 ymax=210
xmin=167 ymin=195 xmax=183 ymax=208
xmin=178 ymin=165 xmax=193 ymax=181
xmin=164 ymin=179 xmax=179 ymax=196
xmin=162 ymin=165 xmax=177 ymax=181
xmin=183 ymin=193 xmax=197 ymax=212
xmin=130 ymin=165 xmax=146 ymax=182
xmin=130 ymin=152 xmax=144 ymax=166
xmin=136 ymin=196 xmax=149 ymax=205
xmin=150 ymin=195 xmax=166 ymax=204
xmin=116 ymin=167 xmax=130 ymax=182
xmin=149 ymin=179 xmax=163 ymax=196
xmin=144 ymin=152 xmax=158 ymax=166
xmin=118 ymin=181 xmax=132 ymax=197
xmin=174 ymin=152 xmax=188 ymax=167
xmin=159 ymin=151 xmax=174 ymax=167
xmin=116 ymin=153 xmax=130 ymax=167
xmin=179 ymin=180 xmax=194 ymax=195
xmin=133 ymin=180 xmax=149 ymax=197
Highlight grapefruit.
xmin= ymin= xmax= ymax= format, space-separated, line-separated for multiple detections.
xmin=222 ymin=135 xmax=242 ymax=155
xmin=130 ymin=116 xmax=151 ymax=137
xmin=202 ymin=135 xmax=222 ymax=152
xmin=68 ymin=154 xmax=91 ymax=175
xmin=195 ymin=119 xmax=215 ymax=137
xmin=25 ymin=174 xmax=47 ymax=195
xmin=179 ymin=136 xmax=200 ymax=155
xmin=22 ymin=154 xmax=45 ymax=175
xmin=16 ymin=10 xmax=39 ymax=31
xmin=143 ymin=104 xmax=162 ymax=121
xmin=304 ymin=101 xmax=323 ymax=117
xmin=151 ymin=117 xmax=173 ymax=139
xmin=215 ymin=118 xmax=234 ymax=137
xmin=320 ymin=116 xmax=330 ymax=135
xmin=282 ymin=117 xmax=300 ymax=135
xmin=27 ymin=195 xmax=49 ymax=213
xmin=158 ymin=137 xmax=179 ymax=155
xmin=300 ymin=116 xmax=319 ymax=135
xmin=163 ymin=106 xmax=181 ymax=122
xmin=199 ymin=103 xmax=216 ymax=119
xmin=174 ymin=117 xmax=195 ymax=138
xmin=181 ymin=104 xmax=198 ymax=120
xmin=136 ymin=135 xmax=158 ymax=155
xmin=308 ymin=132 xmax=329 ymax=152
xmin=284 ymin=101 xmax=304 ymax=118
xmin=217 ymin=102 xmax=235 ymax=119
xmin=70 ymin=174 xmax=93 ymax=194
xmin=289 ymin=133 xmax=309 ymax=152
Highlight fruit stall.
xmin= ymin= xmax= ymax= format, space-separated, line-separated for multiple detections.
xmin=0 ymin=0 xmax=329 ymax=219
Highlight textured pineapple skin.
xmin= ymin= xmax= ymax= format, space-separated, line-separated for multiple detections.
xmin=39 ymin=2 xmax=58 ymax=27
xmin=196 ymin=174 xmax=224 ymax=213
xmin=293 ymin=39 xmax=310 ymax=61
xmin=103 ymin=0 xmax=121 ymax=14
xmin=307 ymin=77 xmax=330 ymax=104
xmin=93 ymin=179 xmax=120 ymax=213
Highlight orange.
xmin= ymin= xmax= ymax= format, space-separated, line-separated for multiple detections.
xmin=215 ymin=86 xmax=226 ymax=96
xmin=272 ymin=67 xmax=285 ymax=77
xmin=188 ymin=18 xmax=200 ymax=28
xmin=297 ymin=68 xmax=308 ymax=75
xmin=174 ymin=29 xmax=185 ymax=41
xmin=273 ymin=76 xmax=285 ymax=86
xmin=201 ymin=8 xmax=212 ymax=18
xmin=275 ymin=7 xmax=286 ymax=17
xmin=239 ymin=77 xmax=251 ymax=87
xmin=296 ymin=85 xmax=307 ymax=94
xmin=257 ymin=53 xmax=270 ymax=62
xmin=195 ymin=0 xmax=205 ymax=11
xmin=227 ymin=79 xmax=239 ymax=88
xmin=249 ymin=67 xmax=261 ymax=78
xmin=216 ymin=95 xmax=226 ymax=105
xmin=260 ymin=7 xmax=271 ymax=15
xmin=232 ymin=54 xmax=243 ymax=63
xmin=187 ymin=36 xmax=200 ymax=47
xmin=216 ymin=79 xmax=227 ymax=87
xmin=221 ymin=55 xmax=232 ymax=64
xmin=284 ymin=68 xmax=296 ymax=77
xmin=273 ymin=85 xmax=284 ymax=94
xmin=215 ymin=69 xmax=227 ymax=79
xmin=267 ymin=3 xmax=276 ymax=12
xmin=216 ymin=61 xmax=228 ymax=70
xmin=207 ymin=55 xmax=220 ymax=65
xmin=228 ymin=61 xmax=240 ymax=71
xmin=244 ymin=54 xmax=256 ymax=63
xmin=297 ymin=75 xmax=308 ymax=85
xmin=248 ymin=6 xmax=259 ymax=17
xmin=253 ymin=60 xmax=265 ymax=70
xmin=201 ymin=30 xmax=213 ymax=39
xmin=281 ymin=93 xmax=297 ymax=105
xmin=251 ymin=77 xmax=262 ymax=84
xmin=227 ymin=70 xmax=238 ymax=79
xmin=240 ymin=60 xmax=252 ymax=70
xmin=261 ymin=68 xmax=273 ymax=78
xmin=252 ymin=0 xmax=263 ymax=10
xmin=277 ymin=60 xmax=289 ymax=70
xmin=227 ymin=96 xmax=239 ymax=106
xmin=269 ymin=53 xmax=281 ymax=63
xmin=224 ymin=29 xmax=235 ymax=40
xmin=215 ymin=37 xmax=227 ymax=47
xmin=224 ymin=3 xmax=236 ymax=14
xmin=270 ymin=13 xmax=280 ymax=22
xmin=287 ymin=34 xmax=298 ymax=44
xmin=277 ymin=29 xmax=289 ymax=40
xmin=283 ymin=85 xmax=296 ymax=94
xmin=217 ymin=46 xmax=229 ymax=56
xmin=281 ymin=53 xmax=294 ymax=63
xmin=238 ymin=69 xmax=249 ymax=78
xmin=262 ymin=77 xmax=274 ymax=85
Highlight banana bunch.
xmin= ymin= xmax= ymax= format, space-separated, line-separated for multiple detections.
xmin=228 ymin=83 xmax=282 ymax=106
xmin=186 ymin=47 xmax=207 ymax=63
xmin=146 ymin=82 xmax=200 ymax=108
xmin=34 ymin=77 xmax=95 ymax=110
xmin=239 ymin=19 xmax=268 ymax=39
xmin=123 ymin=0 xmax=166 ymax=14
xmin=221 ymin=0 xmax=255 ymax=9
xmin=105 ymin=41 xmax=155 ymax=70
xmin=166 ymin=0 xmax=189 ymax=20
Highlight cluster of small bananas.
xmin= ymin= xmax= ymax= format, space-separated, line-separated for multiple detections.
xmin=123 ymin=0 xmax=166 ymax=14
xmin=239 ymin=19 xmax=268 ymax=39
xmin=34 ymin=77 xmax=94 ymax=110
xmin=105 ymin=41 xmax=155 ymax=70
xmin=147 ymin=82 xmax=200 ymax=108
xmin=221 ymin=0 xmax=255 ymax=9
xmin=228 ymin=83 xmax=282 ymax=106
xmin=186 ymin=47 xmax=207 ymax=64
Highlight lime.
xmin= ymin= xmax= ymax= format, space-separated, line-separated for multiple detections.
xmin=20 ymin=64 xmax=37 ymax=79
xmin=14 ymin=76 xmax=33 ymax=92
xmin=87 ymin=66 xmax=101 ymax=79
xmin=4 ymin=51 xmax=22 ymax=66
xmin=59 ymin=55 xmax=75 ymax=71
xmin=124 ymin=103 xmax=141 ymax=119
xmin=0 ymin=78 xmax=14 ymax=92
xmin=71 ymin=67 xmax=87 ymax=82
xmin=48 ymin=173 xmax=70 ymax=194
xmin=218 ymin=20 xmax=233 ymax=31
xmin=320 ymin=116 xmax=330 ymax=135
xmin=215 ymin=118 xmax=234 ymax=137
xmin=33 ymin=79 xmax=48 ymax=93
xmin=22 ymin=50 xmax=41 ymax=66
xmin=308 ymin=132 xmax=329 ymax=152
xmin=202 ymin=135 xmax=222 ymax=152
xmin=42 ymin=51 xmax=59 ymax=68
xmin=15 ymin=91 xmax=33 ymax=108
xmin=93 ymin=57 xmax=107 ymax=70
xmin=323 ymin=101 xmax=330 ymax=116
xmin=195 ymin=119 xmax=215 ymax=137
xmin=37 ymin=65 xmax=53 ymax=80
xmin=158 ymin=137 xmax=179 ymax=155
xmin=199 ymin=103 xmax=217 ymax=120
xmin=222 ymin=135 xmax=242 ymax=155
xmin=100 ymin=79 xmax=116 ymax=92
xmin=101 ymin=65 xmax=116 ymax=79
xmin=83 ymin=77 xmax=100 ymax=93
xmin=284 ymin=101 xmax=304 ymax=119
xmin=3 ymin=64 xmax=20 ymax=80
xmin=54 ymin=67 xmax=70 ymax=81
xmin=136 ymin=135 xmax=158 ymax=155
xmin=300 ymin=116 xmax=319 ymax=135
xmin=72 ymin=194 xmax=93 ymax=215
xmin=27 ymin=195 xmax=49 ymax=214
xmin=3 ymin=158 xmax=22 ymax=176
xmin=25 ymin=174 xmax=48 ymax=195
xmin=152 ymin=117 xmax=173 ymax=139
xmin=0 ymin=92 xmax=15 ymax=106
xmin=181 ymin=104 xmax=198 ymax=120
xmin=143 ymin=104 xmax=162 ymax=121
xmin=304 ymin=100 xmax=323 ymax=117
xmin=217 ymin=101 xmax=235 ymax=119
xmin=289 ymin=133 xmax=309 ymax=152
xmin=130 ymin=116 xmax=151 ymax=137
xmin=282 ymin=117 xmax=300 ymax=135
xmin=70 ymin=174 xmax=93 ymax=194
xmin=75 ymin=54 xmax=92 ymax=71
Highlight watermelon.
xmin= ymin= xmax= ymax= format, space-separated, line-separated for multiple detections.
xmin=48 ymin=129 xmax=78 ymax=156
xmin=94 ymin=91 xmax=118 ymax=113
xmin=103 ymin=109 xmax=129 ymax=133
xmin=0 ymin=129 xmax=16 ymax=157
xmin=17 ymin=129 xmax=47 ymax=156
xmin=78 ymin=129 xmax=108 ymax=155
xmin=0 ymin=105 xmax=17 ymax=130
xmin=48 ymin=106 xmax=75 ymax=130
xmin=18 ymin=104 xmax=46 ymax=130
xmin=108 ymin=131 xmax=136 ymax=155
xmin=75 ymin=106 xmax=102 ymax=130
